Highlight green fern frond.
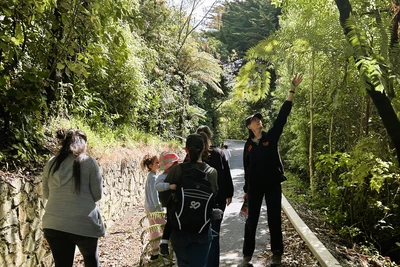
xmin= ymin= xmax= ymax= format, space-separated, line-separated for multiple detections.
xmin=355 ymin=56 xmax=392 ymax=93
xmin=178 ymin=45 xmax=223 ymax=94
xmin=139 ymin=211 xmax=166 ymax=227
xmin=140 ymin=224 xmax=165 ymax=243
xmin=139 ymin=236 xmax=160 ymax=265
xmin=147 ymin=211 xmax=166 ymax=220
xmin=233 ymin=59 xmax=271 ymax=102
xmin=139 ymin=237 xmax=174 ymax=266
xmin=187 ymin=105 xmax=207 ymax=120
xmin=246 ymin=38 xmax=279 ymax=60
xmin=345 ymin=16 xmax=371 ymax=57
xmin=389 ymin=44 xmax=400 ymax=95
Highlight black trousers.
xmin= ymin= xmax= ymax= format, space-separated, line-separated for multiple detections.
xmin=243 ymin=184 xmax=283 ymax=258
xmin=44 ymin=228 xmax=99 ymax=267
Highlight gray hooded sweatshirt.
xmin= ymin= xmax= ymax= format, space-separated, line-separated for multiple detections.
xmin=42 ymin=154 xmax=105 ymax=238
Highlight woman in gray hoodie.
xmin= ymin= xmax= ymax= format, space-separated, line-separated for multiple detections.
xmin=42 ymin=129 xmax=105 ymax=267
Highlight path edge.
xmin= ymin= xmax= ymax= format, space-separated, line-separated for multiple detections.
xmin=281 ymin=194 xmax=342 ymax=267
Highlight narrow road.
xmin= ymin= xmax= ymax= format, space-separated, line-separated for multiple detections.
xmin=219 ymin=140 xmax=267 ymax=267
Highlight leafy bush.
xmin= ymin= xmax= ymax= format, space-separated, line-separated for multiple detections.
xmin=314 ymin=137 xmax=400 ymax=259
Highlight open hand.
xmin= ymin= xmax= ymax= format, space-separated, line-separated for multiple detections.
xmin=291 ymin=73 xmax=303 ymax=88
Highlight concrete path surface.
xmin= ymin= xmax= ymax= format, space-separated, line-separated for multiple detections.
xmin=219 ymin=140 xmax=268 ymax=267
xmin=218 ymin=140 xmax=341 ymax=267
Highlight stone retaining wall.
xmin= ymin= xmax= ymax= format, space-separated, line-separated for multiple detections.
xmin=0 ymin=177 xmax=51 ymax=267
xmin=0 ymin=146 xmax=179 ymax=266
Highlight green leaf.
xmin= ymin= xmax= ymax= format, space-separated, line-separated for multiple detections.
xmin=56 ymin=63 xmax=65 ymax=70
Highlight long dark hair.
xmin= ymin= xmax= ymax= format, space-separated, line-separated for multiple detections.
xmin=50 ymin=129 xmax=88 ymax=194
xmin=248 ymin=128 xmax=255 ymax=139
xmin=196 ymin=125 xmax=212 ymax=161
xmin=186 ymin=134 xmax=205 ymax=163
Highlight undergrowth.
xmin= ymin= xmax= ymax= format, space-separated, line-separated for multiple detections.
xmin=282 ymin=172 xmax=398 ymax=267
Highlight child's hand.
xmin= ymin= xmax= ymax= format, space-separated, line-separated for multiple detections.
xmin=169 ymin=184 xmax=177 ymax=190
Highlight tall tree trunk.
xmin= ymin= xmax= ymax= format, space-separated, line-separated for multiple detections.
xmin=45 ymin=6 xmax=63 ymax=114
xmin=364 ymin=96 xmax=370 ymax=136
xmin=329 ymin=116 xmax=333 ymax=197
xmin=309 ymin=52 xmax=315 ymax=197
xmin=335 ymin=0 xmax=400 ymax=165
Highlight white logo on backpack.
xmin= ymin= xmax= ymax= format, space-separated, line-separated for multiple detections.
xmin=190 ymin=201 xmax=201 ymax=209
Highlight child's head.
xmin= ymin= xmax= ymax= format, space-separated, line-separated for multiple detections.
xmin=140 ymin=154 xmax=159 ymax=172
xmin=159 ymin=151 xmax=181 ymax=172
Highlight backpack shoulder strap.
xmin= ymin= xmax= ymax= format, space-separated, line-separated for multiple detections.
xmin=178 ymin=162 xmax=191 ymax=174
xmin=199 ymin=162 xmax=212 ymax=182
xmin=202 ymin=163 xmax=212 ymax=174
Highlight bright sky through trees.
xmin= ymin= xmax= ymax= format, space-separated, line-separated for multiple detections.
xmin=168 ymin=0 xmax=222 ymax=21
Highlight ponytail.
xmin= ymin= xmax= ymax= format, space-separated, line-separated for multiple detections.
xmin=188 ymin=146 xmax=202 ymax=163
xmin=185 ymin=134 xmax=205 ymax=163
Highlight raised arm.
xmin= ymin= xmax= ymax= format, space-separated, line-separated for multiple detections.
xmin=286 ymin=73 xmax=303 ymax=102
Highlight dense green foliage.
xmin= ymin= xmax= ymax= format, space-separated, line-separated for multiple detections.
xmin=219 ymin=0 xmax=400 ymax=262
xmin=206 ymin=0 xmax=280 ymax=59
xmin=0 ymin=0 xmax=223 ymax=168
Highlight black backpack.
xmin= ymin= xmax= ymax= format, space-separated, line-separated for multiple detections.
xmin=168 ymin=163 xmax=214 ymax=233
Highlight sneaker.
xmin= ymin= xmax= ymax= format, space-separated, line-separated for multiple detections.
xmin=237 ymin=256 xmax=253 ymax=267
xmin=160 ymin=243 xmax=169 ymax=256
xmin=271 ymin=252 xmax=282 ymax=266
xmin=149 ymin=254 xmax=159 ymax=261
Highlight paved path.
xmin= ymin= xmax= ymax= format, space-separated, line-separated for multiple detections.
xmin=219 ymin=140 xmax=268 ymax=267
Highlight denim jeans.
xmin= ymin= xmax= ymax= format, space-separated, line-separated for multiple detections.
xmin=207 ymin=218 xmax=222 ymax=267
xmin=170 ymin=228 xmax=212 ymax=267
xmin=43 ymin=228 xmax=99 ymax=267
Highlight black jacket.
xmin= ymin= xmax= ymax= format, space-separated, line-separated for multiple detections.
xmin=205 ymin=147 xmax=234 ymax=209
xmin=243 ymin=101 xmax=292 ymax=193
xmin=183 ymin=147 xmax=234 ymax=209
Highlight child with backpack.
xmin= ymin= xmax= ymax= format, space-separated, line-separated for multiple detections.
xmin=154 ymin=151 xmax=181 ymax=256
xmin=164 ymin=134 xmax=219 ymax=267
xmin=141 ymin=154 xmax=165 ymax=261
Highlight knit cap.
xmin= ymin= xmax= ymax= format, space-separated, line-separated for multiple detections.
xmin=159 ymin=151 xmax=181 ymax=171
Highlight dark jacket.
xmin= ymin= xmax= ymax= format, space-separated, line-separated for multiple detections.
xmin=159 ymin=162 xmax=218 ymax=207
xmin=243 ymin=101 xmax=292 ymax=193
xmin=205 ymin=147 xmax=234 ymax=209
xmin=182 ymin=149 xmax=234 ymax=209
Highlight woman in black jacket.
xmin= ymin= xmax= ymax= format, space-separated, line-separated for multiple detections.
xmin=240 ymin=73 xmax=303 ymax=267
xmin=196 ymin=125 xmax=234 ymax=267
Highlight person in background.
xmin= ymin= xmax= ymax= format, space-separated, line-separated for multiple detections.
xmin=240 ymin=73 xmax=303 ymax=267
xmin=141 ymin=153 xmax=165 ymax=261
xmin=42 ymin=129 xmax=105 ymax=267
xmin=164 ymin=134 xmax=218 ymax=267
xmin=196 ymin=126 xmax=234 ymax=267
xmin=154 ymin=151 xmax=181 ymax=256
xmin=222 ymin=144 xmax=232 ymax=165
